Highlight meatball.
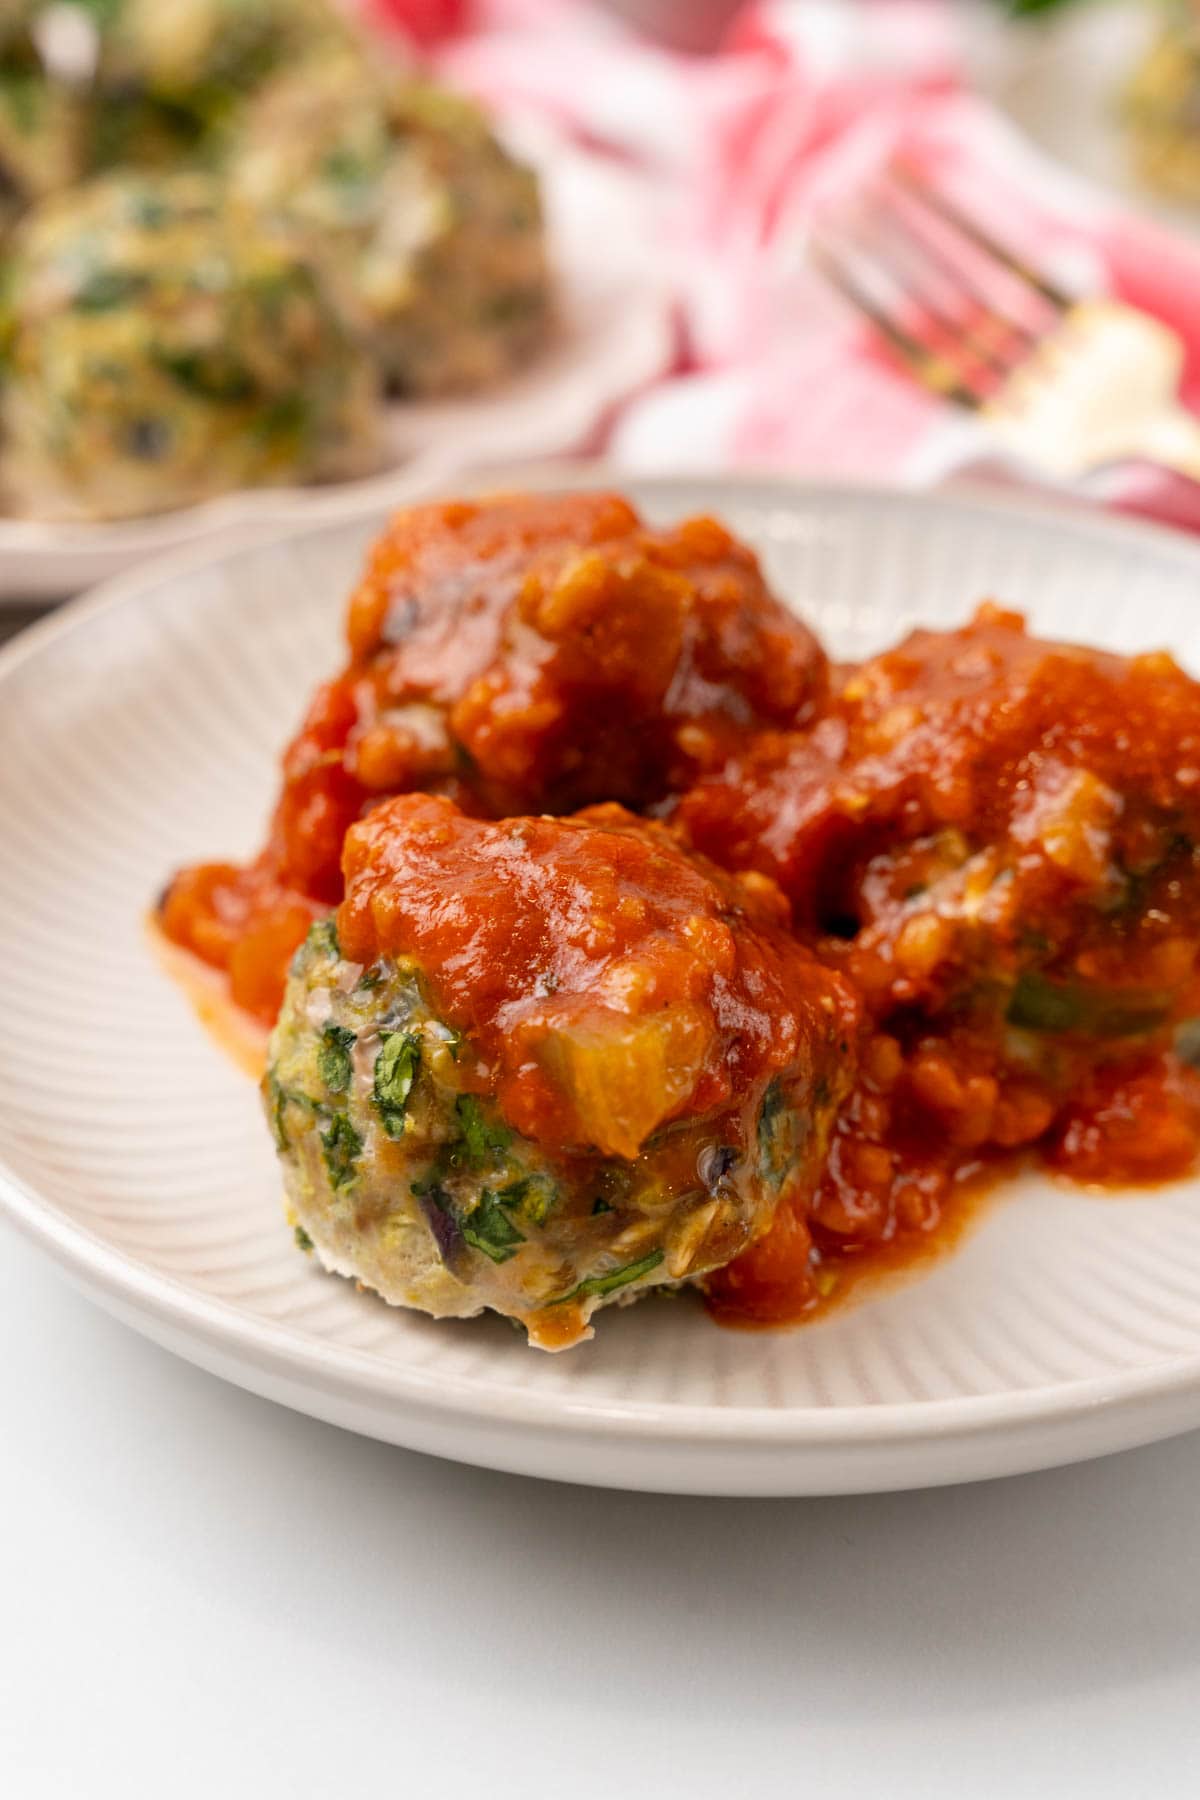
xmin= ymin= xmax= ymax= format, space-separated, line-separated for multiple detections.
xmin=679 ymin=603 xmax=1200 ymax=1009
xmin=0 ymin=9 xmax=89 ymax=221
xmin=100 ymin=0 xmax=338 ymax=95
xmin=265 ymin=795 xmax=858 ymax=1348
xmin=161 ymin=490 xmax=829 ymax=1020
xmin=230 ymin=47 xmax=549 ymax=394
xmin=91 ymin=0 xmax=346 ymax=164
xmin=339 ymin=492 xmax=827 ymax=812
xmin=2 ymin=170 xmax=380 ymax=518
xmin=678 ymin=603 xmax=1200 ymax=1302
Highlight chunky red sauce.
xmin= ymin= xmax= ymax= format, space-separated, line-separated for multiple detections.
xmin=159 ymin=502 xmax=1200 ymax=1332
xmin=160 ymin=491 xmax=826 ymax=1022
xmin=339 ymin=794 xmax=858 ymax=1157
xmin=684 ymin=605 xmax=1200 ymax=1323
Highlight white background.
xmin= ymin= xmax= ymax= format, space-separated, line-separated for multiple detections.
xmin=4 ymin=1219 xmax=1200 ymax=1798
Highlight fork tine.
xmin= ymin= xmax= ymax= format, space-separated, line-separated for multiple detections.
xmin=869 ymin=179 xmax=1043 ymax=366
xmin=810 ymin=235 xmax=986 ymax=409
xmin=891 ymin=161 xmax=1072 ymax=313
xmin=857 ymin=197 xmax=1022 ymax=379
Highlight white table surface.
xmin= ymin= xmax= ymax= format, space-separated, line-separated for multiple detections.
xmin=3 ymin=1219 xmax=1200 ymax=1797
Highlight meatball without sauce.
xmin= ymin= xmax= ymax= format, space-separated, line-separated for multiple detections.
xmin=266 ymin=795 xmax=859 ymax=1348
xmin=161 ymin=490 xmax=828 ymax=1020
xmin=0 ymin=9 xmax=90 ymax=222
xmin=230 ymin=47 xmax=550 ymax=395
xmin=91 ymin=0 xmax=348 ymax=165
xmin=1 ymin=169 xmax=380 ymax=519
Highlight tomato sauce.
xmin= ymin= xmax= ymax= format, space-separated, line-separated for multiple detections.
xmin=159 ymin=491 xmax=826 ymax=1023
xmin=158 ymin=502 xmax=1200 ymax=1335
xmin=684 ymin=604 xmax=1200 ymax=1325
xmin=338 ymin=794 xmax=858 ymax=1158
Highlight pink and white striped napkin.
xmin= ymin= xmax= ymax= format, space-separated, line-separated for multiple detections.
xmin=367 ymin=0 xmax=1200 ymax=530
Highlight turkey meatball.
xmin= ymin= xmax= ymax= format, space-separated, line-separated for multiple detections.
xmin=265 ymin=795 xmax=859 ymax=1348
xmin=162 ymin=490 xmax=828 ymax=1020
xmin=2 ymin=170 xmax=380 ymax=518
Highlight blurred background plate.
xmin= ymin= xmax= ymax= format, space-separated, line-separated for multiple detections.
xmin=4 ymin=470 xmax=1200 ymax=1495
xmin=969 ymin=0 xmax=1200 ymax=239
xmin=0 ymin=131 xmax=674 ymax=601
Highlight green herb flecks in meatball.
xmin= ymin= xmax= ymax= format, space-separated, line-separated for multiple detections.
xmin=265 ymin=798 xmax=859 ymax=1350
xmin=90 ymin=0 xmax=348 ymax=166
xmin=231 ymin=46 xmax=550 ymax=395
xmin=267 ymin=924 xmax=846 ymax=1349
xmin=1 ymin=169 xmax=381 ymax=518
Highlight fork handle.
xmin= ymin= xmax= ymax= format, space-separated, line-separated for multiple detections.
xmin=1128 ymin=406 xmax=1200 ymax=484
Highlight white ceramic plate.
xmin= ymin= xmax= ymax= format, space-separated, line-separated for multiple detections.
xmin=4 ymin=471 xmax=1200 ymax=1496
xmin=0 ymin=134 xmax=673 ymax=600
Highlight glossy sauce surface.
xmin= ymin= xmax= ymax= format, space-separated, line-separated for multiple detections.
xmin=339 ymin=794 xmax=858 ymax=1157
xmin=158 ymin=504 xmax=1200 ymax=1334
xmin=160 ymin=491 xmax=827 ymax=1023
xmin=684 ymin=605 xmax=1200 ymax=1324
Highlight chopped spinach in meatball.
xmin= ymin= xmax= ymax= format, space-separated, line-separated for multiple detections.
xmin=230 ymin=46 xmax=549 ymax=394
xmin=1 ymin=169 xmax=380 ymax=517
xmin=92 ymin=0 xmax=348 ymax=165
xmin=265 ymin=798 xmax=858 ymax=1348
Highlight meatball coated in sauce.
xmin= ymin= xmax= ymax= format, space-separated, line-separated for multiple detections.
xmin=681 ymin=605 xmax=1200 ymax=1320
xmin=341 ymin=492 xmax=826 ymax=811
xmin=161 ymin=491 xmax=827 ymax=1020
xmin=1 ymin=170 xmax=380 ymax=519
xmin=679 ymin=603 xmax=1200 ymax=996
xmin=267 ymin=795 xmax=858 ymax=1348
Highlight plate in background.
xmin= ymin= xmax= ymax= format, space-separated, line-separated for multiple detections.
xmin=968 ymin=0 xmax=1200 ymax=240
xmin=2 ymin=470 xmax=1200 ymax=1494
xmin=0 ymin=133 xmax=673 ymax=601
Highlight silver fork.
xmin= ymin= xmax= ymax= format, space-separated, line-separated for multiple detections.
xmin=812 ymin=163 xmax=1200 ymax=484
